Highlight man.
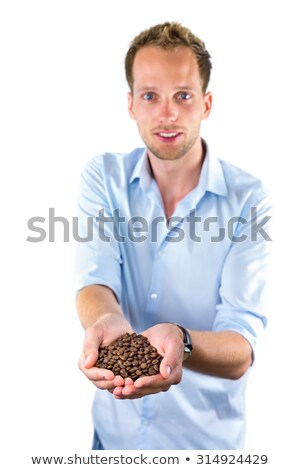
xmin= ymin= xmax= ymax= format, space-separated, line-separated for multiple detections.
xmin=75 ymin=22 xmax=272 ymax=449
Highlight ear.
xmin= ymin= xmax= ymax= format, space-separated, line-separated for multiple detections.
xmin=202 ymin=92 xmax=213 ymax=120
xmin=128 ymin=92 xmax=135 ymax=120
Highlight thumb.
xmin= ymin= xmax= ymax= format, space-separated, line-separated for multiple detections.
xmin=160 ymin=343 xmax=183 ymax=379
xmin=160 ymin=361 xmax=173 ymax=379
xmin=82 ymin=324 xmax=104 ymax=368
xmin=83 ymin=351 xmax=98 ymax=368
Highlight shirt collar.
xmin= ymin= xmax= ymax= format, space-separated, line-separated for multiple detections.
xmin=129 ymin=142 xmax=228 ymax=197
xmin=204 ymin=143 xmax=228 ymax=197
xmin=129 ymin=148 xmax=152 ymax=190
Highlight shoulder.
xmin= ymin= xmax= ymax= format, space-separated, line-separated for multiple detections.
xmin=78 ymin=148 xmax=145 ymax=200
xmin=81 ymin=148 xmax=144 ymax=183
xmin=218 ymin=158 xmax=270 ymax=207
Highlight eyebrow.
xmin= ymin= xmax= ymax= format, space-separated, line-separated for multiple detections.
xmin=136 ymin=86 xmax=196 ymax=92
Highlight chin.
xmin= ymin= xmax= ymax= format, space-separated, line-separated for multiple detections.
xmin=148 ymin=145 xmax=189 ymax=161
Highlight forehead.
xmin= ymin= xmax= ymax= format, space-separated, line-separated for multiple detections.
xmin=132 ymin=46 xmax=202 ymax=89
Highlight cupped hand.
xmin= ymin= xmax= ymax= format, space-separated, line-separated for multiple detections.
xmin=112 ymin=323 xmax=184 ymax=399
xmin=78 ymin=312 xmax=133 ymax=391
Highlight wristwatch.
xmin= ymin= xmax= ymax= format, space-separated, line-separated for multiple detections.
xmin=167 ymin=323 xmax=193 ymax=361
xmin=176 ymin=324 xmax=193 ymax=361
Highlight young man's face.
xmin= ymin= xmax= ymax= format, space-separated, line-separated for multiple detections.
xmin=128 ymin=46 xmax=212 ymax=161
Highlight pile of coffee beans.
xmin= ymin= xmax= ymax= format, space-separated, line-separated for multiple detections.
xmin=96 ymin=332 xmax=163 ymax=381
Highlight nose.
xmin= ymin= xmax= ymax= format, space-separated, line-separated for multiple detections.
xmin=158 ymin=98 xmax=178 ymax=124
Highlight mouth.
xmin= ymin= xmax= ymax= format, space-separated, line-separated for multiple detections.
xmin=155 ymin=131 xmax=183 ymax=143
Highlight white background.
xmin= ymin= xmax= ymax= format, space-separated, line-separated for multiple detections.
xmin=0 ymin=0 xmax=299 ymax=468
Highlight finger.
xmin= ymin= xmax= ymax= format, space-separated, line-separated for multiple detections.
xmin=124 ymin=377 xmax=134 ymax=386
xmin=91 ymin=375 xmax=127 ymax=391
xmin=121 ymin=383 xmax=169 ymax=399
xmin=134 ymin=374 xmax=163 ymax=389
xmin=81 ymin=365 xmax=115 ymax=382
xmin=114 ymin=375 xmax=126 ymax=387
xmin=112 ymin=386 xmax=125 ymax=399
xmin=120 ymin=383 xmax=143 ymax=398
xmin=92 ymin=378 xmax=116 ymax=391
xmin=126 ymin=374 xmax=171 ymax=394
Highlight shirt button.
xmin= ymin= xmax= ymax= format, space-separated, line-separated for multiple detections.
xmin=157 ymin=250 xmax=163 ymax=256
xmin=151 ymin=293 xmax=158 ymax=300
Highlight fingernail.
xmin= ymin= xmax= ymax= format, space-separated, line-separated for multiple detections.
xmin=166 ymin=365 xmax=172 ymax=376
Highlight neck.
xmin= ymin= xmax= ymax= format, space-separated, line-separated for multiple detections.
xmin=148 ymin=139 xmax=205 ymax=219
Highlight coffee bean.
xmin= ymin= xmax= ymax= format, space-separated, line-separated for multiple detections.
xmin=96 ymin=332 xmax=163 ymax=381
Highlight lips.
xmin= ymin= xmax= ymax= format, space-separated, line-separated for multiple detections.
xmin=158 ymin=132 xmax=179 ymax=138
xmin=155 ymin=131 xmax=183 ymax=143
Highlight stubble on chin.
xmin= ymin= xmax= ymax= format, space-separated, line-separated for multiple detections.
xmin=146 ymin=144 xmax=185 ymax=161
xmin=146 ymin=137 xmax=198 ymax=161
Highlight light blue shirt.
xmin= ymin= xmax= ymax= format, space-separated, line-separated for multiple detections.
xmin=75 ymin=141 xmax=272 ymax=450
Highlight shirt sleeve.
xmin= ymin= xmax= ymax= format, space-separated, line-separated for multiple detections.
xmin=213 ymin=187 xmax=273 ymax=358
xmin=74 ymin=156 xmax=122 ymax=302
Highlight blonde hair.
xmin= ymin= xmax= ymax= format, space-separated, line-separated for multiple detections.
xmin=125 ymin=22 xmax=212 ymax=93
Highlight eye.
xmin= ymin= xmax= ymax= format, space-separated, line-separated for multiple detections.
xmin=143 ymin=92 xmax=156 ymax=101
xmin=177 ymin=92 xmax=191 ymax=100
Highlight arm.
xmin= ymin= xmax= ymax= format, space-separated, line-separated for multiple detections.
xmin=77 ymin=284 xmax=123 ymax=329
xmin=183 ymin=330 xmax=252 ymax=380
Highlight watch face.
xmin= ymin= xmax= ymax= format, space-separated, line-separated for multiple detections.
xmin=183 ymin=350 xmax=191 ymax=361
xmin=183 ymin=345 xmax=192 ymax=360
